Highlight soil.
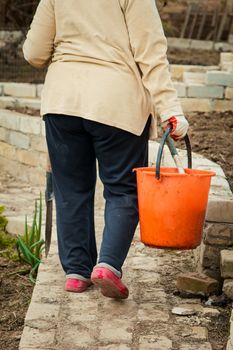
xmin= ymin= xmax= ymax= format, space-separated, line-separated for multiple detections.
xmin=184 ymin=111 xmax=233 ymax=191
xmin=167 ymin=48 xmax=220 ymax=66
xmin=0 ymin=255 xmax=33 ymax=350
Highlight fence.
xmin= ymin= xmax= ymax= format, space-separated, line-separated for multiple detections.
xmin=0 ymin=30 xmax=46 ymax=83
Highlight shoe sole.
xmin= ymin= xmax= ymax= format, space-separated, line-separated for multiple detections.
xmin=65 ymin=283 xmax=92 ymax=293
xmin=91 ymin=276 xmax=128 ymax=299
xmin=65 ymin=287 xmax=88 ymax=293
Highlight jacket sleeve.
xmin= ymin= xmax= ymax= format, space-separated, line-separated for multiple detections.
xmin=23 ymin=0 xmax=55 ymax=69
xmin=123 ymin=0 xmax=183 ymax=122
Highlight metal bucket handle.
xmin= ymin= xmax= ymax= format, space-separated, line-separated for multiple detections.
xmin=156 ymin=127 xmax=192 ymax=180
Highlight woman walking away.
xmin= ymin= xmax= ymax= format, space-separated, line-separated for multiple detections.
xmin=23 ymin=0 xmax=189 ymax=299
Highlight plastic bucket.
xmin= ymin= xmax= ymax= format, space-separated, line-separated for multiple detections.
xmin=134 ymin=132 xmax=215 ymax=249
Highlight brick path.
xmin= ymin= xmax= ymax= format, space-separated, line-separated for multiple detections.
xmin=0 ymin=172 xmax=216 ymax=350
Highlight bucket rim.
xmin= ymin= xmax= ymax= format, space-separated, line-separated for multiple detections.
xmin=133 ymin=167 xmax=216 ymax=177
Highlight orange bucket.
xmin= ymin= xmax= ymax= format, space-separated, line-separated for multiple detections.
xmin=134 ymin=132 xmax=215 ymax=250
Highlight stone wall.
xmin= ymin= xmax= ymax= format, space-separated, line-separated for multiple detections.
xmin=0 ymin=109 xmax=46 ymax=186
xmin=168 ymin=38 xmax=233 ymax=52
xmin=1 ymin=53 xmax=233 ymax=114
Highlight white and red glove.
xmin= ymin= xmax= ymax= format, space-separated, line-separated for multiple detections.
xmin=163 ymin=115 xmax=189 ymax=140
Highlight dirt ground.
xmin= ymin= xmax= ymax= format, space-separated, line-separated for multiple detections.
xmin=0 ymin=256 xmax=33 ymax=350
xmin=167 ymin=48 xmax=220 ymax=66
xmin=185 ymin=111 xmax=233 ymax=191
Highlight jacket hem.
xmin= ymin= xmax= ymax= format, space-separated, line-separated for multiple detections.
xmin=41 ymin=108 xmax=150 ymax=136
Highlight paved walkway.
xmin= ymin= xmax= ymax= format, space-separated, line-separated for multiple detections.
xmin=0 ymin=172 xmax=216 ymax=350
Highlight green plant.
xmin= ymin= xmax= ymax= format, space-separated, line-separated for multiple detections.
xmin=16 ymin=193 xmax=45 ymax=283
xmin=0 ymin=206 xmax=8 ymax=231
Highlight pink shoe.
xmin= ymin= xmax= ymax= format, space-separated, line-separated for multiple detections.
xmin=91 ymin=267 xmax=129 ymax=299
xmin=65 ymin=278 xmax=91 ymax=293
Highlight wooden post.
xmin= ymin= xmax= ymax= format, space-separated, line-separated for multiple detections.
xmin=197 ymin=12 xmax=207 ymax=40
xmin=0 ymin=0 xmax=8 ymax=28
xmin=217 ymin=0 xmax=232 ymax=41
xmin=181 ymin=3 xmax=193 ymax=38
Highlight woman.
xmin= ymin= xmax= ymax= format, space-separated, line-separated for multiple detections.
xmin=23 ymin=0 xmax=189 ymax=299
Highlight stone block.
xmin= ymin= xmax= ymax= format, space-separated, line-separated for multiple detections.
xmin=99 ymin=319 xmax=133 ymax=343
xmin=227 ymin=339 xmax=233 ymax=350
xmin=221 ymin=62 xmax=233 ymax=73
xmin=36 ymin=84 xmax=44 ymax=98
xmin=214 ymin=42 xmax=233 ymax=52
xmin=183 ymin=72 xmax=206 ymax=84
xmin=195 ymin=252 xmax=222 ymax=281
xmin=180 ymin=98 xmax=212 ymax=113
xmin=173 ymin=82 xmax=186 ymax=97
xmin=41 ymin=122 xmax=46 ymax=137
xmin=167 ymin=37 xmax=191 ymax=49
xmin=191 ymin=40 xmax=214 ymax=50
xmin=6 ymin=217 xmax=27 ymax=236
xmin=223 ymin=279 xmax=233 ymax=300
xmin=19 ymin=326 xmax=56 ymax=349
xmin=0 ymin=126 xmax=8 ymax=142
xmin=176 ymin=272 xmax=220 ymax=296
xmin=206 ymin=199 xmax=233 ymax=223
xmin=39 ymin=152 xmax=47 ymax=169
xmin=229 ymin=34 xmax=233 ymax=44
xmin=202 ymin=308 xmax=220 ymax=317
xmin=0 ymin=156 xmax=30 ymax=183
xmin=137 ymin=304 xmax=169 ymax=322
xmin=200 ymin=242 xmax=221 ymax=269
xmin=29 ymin=168 xmax=46 ymax=186
xmin=225 ymin=87 xmax=233 ymax=100
xmin=0 ymin=84 xmax=3 ymax=95
xmin=139 ymin=335 xmax=172 ymax=350
xmin=18 ymin=98 xmax=41 ymax=110
xmin=170 ymin=65 xmax=184 ymax=81
xmin=191 ymin=326 xmax=208 ymax=340
xmin=25 ymin=302 xmax=59 ymax=324
xmin=203 ymin=223 xmax=233 ymax=247
xmin=213 ymin=99 xmax=233 ymax=112
xmin=187 ymin=84 xmax=224 ymax=99
xmin=16 ymin=149 xmax=40 ymax=167
xmin=180 ymin=343 xmax=212 ymax=350
xmin=0 ymin=109 xmax=21 ymax=130
xmin=99 ymin=346 xmax=131 ymax=350
xmin=221 ymin=51 xmax=233 ymax=61
xmin=30 ymin=135 xmax=47 ymax=153
xmin=207 ymin=71 xmax=233 ymax=87
xmin=220 ymin=53 xmax=233 ymax=66
xmin=19 ymin=115 xmax=41 ymax=135
xmin=3 ymin=83 xmax=37 ymax=98
xmin=0 ymin=141 xmax=16 ymax=160
xmin=220 ymin=250 xmax=233 ymax=278
xmin=57 ymin=323 xmax=98 ymax=347
xmin=210 ymin=175 xmax=231 ymax=191
xmin=230 ymin=310 xmax=233 ymax=344
xmin=0 ymin=96 xmax=19 ymax=109
xmin=8 ymin=130 xmax=30 ymax=149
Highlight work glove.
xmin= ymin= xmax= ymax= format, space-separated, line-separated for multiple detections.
xmin=163 ymin=115 xmax=189 ymax=140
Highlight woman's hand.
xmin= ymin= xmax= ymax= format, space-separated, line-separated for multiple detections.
xmin=163 ymin=115 xmax=189 ymax=140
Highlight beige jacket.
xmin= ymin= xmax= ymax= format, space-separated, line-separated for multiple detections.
xmin=23 ymin=0 xmax=183 ymax=137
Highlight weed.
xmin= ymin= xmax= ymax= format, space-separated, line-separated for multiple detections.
xmin=16 ymin=193 xmax=45 ymax=283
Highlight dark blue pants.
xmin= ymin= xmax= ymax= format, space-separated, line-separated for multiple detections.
xmin=45 ymin=115 xmax=150 ymax=279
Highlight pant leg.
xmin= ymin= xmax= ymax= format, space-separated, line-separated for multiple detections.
xmin=45 ymin=114 xmax=97 ymax=279
xmin=83 ymin=117 xmax=151 ymax=273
